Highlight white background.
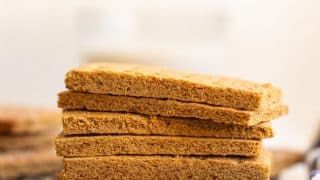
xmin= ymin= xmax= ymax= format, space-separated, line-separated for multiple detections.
xmin=0 ymin=0 xmax=320 ymax=156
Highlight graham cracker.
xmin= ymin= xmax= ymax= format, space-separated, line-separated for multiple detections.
xmin=55 ymin=134 xmax=262 ymax=157
xmin=60 ymin=152 xmax=271 ymax=180
xmin=62 ymin=111 xmax=274 ymax=139
xmin=0 ymin=149 xmax=62 ymax=179
xmin=65 ymin=62 xmax=282 ymax=110
xmin=0 ymin=131 xmax=58 ymax=151
xmin=58 ymin=91 xmax=288 ymax=126
xmin=0 ymin=105 xmax=61 ymax=134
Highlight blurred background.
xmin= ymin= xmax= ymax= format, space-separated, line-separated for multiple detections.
xmin=0 ymin=0 xmax=319 ymax=178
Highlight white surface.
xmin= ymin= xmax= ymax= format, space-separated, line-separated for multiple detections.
xmin=312 ymin=174 xmax=320 ymax=180
xmin=280 ymin=163 xmax=309 ymax=180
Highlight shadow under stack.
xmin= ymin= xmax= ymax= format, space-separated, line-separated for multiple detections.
xmin=56 ymin=63 xmax=288 ymax=180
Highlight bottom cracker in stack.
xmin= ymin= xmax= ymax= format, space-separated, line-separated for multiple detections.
xmin=0 ymin=105 xmax=63 ymax=179
xmin=56 ymin=111 xmax=274 ymax=180
xmin=60 ymin=152 xmax=271 ymax=180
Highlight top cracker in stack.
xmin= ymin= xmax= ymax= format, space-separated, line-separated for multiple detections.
xmin=59 ymin=63 xmax=288 ymax=126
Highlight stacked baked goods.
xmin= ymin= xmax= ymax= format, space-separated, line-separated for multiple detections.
xmin=56 ymin=63 xmax=288 ymax=180
xmin=0 ymin=105 xmax=62 ymax=179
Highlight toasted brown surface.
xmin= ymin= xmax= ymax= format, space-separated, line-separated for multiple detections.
xmin=62 ymin=111 xmax=274 ymax=139
xmin=60 ymin=152 xmax=271 ymax=180
xmin=0 ymin=149 xmax=63 ymax=179
xmin=58 ymin=91 xmax=288 ymax=126
xmin=65 ymin=62 xmax=282 ymax=110
xmin=0 ymin=131 xmax=58 ymax=151
xmin=0 ymin=105 xmax=61 ymax=134
xmin=55 ymin=134 xmax=262 ymax=157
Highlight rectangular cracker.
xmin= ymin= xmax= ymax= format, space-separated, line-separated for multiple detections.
xmin=62 ymin=111 xmax=274 ymax=140
xmin=0 ymin=149 xmax=62 ymax=179
xmin=0 ymin=105 xmax=61 ymax=134
xmin=58 ymin=91 xmax=288 ymax=126
xmin=60 ymin=152 xmax=271 ymax=180
xmin=0 ymin=131 xmax=58 ymax=151
xmin=65 ymin=62 xmax=282 ymax=110
xmin=55 ymin=134 xmax=261 ymax=157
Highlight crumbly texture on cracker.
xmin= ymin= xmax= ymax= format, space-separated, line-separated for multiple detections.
xmin=62 ymin=111 xmax=274 ymax=139
xmin=60 ymin=152 xmax=270 ymax=180
xmin=55 ymin=134 xmax=262 ymax=157
xmin=0 ymin=105 xmax=61 ymax=134
xmin=0 ymin=149 xmax=62 ymax=179
xmin=0 ymin=131 xmax=58 ymax=151
xmin=65 ymin=62 xmax=282 ymax=110
xmin=58 ymin=91 xmax=288 ymax=126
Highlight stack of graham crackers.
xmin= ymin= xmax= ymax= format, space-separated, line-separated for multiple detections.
xmin=0 ymin=105 xmax=62 ymax=179
xmin=56 ymin=63 xmax=288 ymax=179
